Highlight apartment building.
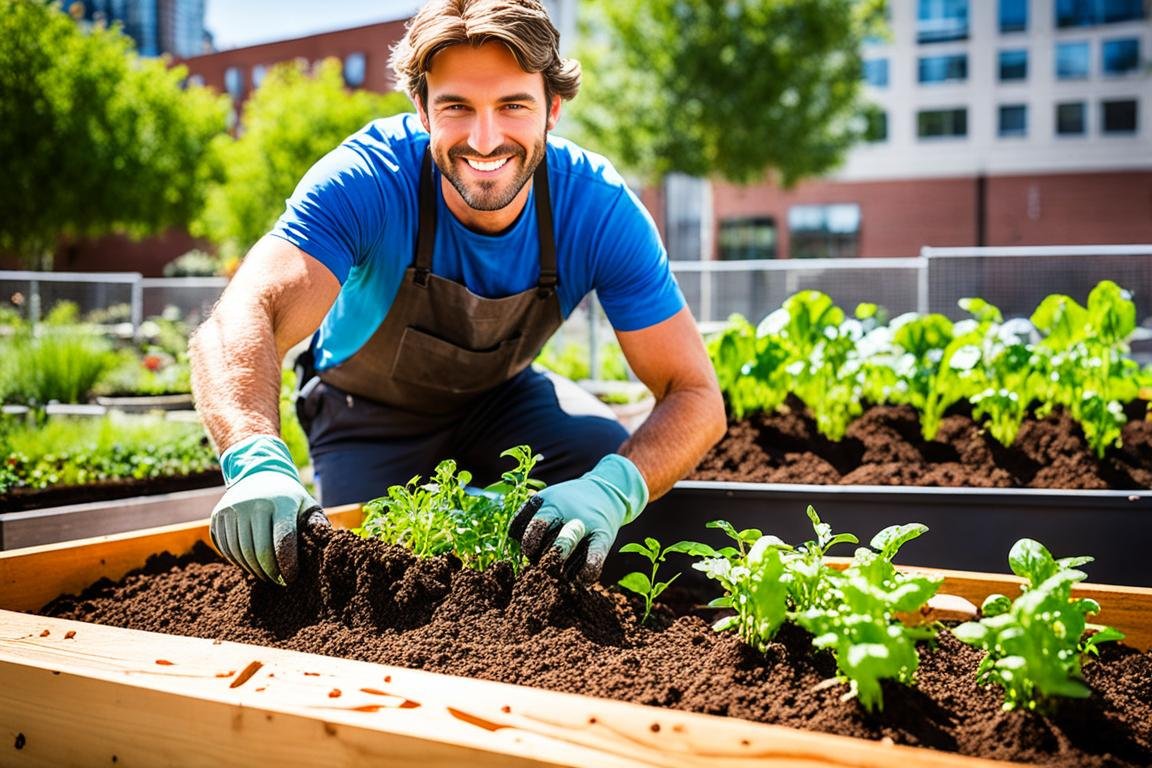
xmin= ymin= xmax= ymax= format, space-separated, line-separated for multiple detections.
xmin=701 ymin=0 xmax=1152 ymax=261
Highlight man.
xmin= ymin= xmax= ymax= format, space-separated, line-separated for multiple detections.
xmin=189 ymin=0 xmax=726 ymax=588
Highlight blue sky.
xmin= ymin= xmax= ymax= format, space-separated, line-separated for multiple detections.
xmin=205 ymin=0 xmax=422 ymax=50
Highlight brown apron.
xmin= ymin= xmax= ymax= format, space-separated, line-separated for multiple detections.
xmin=318 ymin=150 xmax=563 ymax=416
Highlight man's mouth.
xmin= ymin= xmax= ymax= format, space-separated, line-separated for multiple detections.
xmin=465 ymin=157 xmax=509 ymax=172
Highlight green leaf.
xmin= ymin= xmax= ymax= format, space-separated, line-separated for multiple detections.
xmin=617 ymin=572 xmax=652 ymax=595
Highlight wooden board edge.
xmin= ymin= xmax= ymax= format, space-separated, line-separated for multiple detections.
xmin=0 ymin=609 xmax=1015 ymax=768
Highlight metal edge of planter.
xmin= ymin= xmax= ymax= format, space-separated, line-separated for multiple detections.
xmin=0 ymin=485 xmax=225 ymax=551
xmin=608 ymin=481 xmax=1152 ymax=588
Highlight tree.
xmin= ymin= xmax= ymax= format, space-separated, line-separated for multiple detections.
xmin=565 ymin=0 xmax=885 ymax=187
xmin=0 ymin=0 xmax=229 ymax=269
xmin=192 ymin=58 xmax=412 ymax=256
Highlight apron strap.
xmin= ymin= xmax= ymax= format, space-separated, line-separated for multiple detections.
xmin=412 ymin=148 xmax=558 ymax=298
xmin=413 ymin=150 xmax=437 ymax=286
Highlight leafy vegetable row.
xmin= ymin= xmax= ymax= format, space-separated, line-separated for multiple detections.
xmin=619 ymin=510 xmax=1124 ymax=714
xmin=707 ymin=280 xmax=1152 ymax=456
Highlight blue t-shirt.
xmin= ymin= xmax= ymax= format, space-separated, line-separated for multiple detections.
xmin=270 ymin=113 xmax=684 ymax=371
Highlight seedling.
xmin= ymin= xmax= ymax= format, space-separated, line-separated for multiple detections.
xmin=616 ymin=537 xmax=707 ymax=624
xmin=357 ymin=445 xmax=544 ymax=572
xmin=951 ymin=538 xmax=1125 ymax=712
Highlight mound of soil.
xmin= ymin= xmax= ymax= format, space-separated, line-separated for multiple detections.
xmin=42 ymin=524 xmax=1152 ymax=767
xmin=690 ymin=404 xmax=1152 ymax=489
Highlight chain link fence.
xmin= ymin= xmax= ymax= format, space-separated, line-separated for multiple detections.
xmin=3 ymin=244 xmax=1150 ymax=362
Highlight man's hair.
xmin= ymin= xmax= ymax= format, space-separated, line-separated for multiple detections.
xmin=390 ymin=0 xmax=581 ymax=107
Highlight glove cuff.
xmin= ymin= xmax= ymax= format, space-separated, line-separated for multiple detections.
xmin=593 ymin=454 xmax=649 ymax=524
xmin=220 ymin=434 xmax=301 ymax=487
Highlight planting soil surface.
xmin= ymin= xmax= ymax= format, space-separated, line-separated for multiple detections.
xmin=43 ymin=524 xmax=1152 ymax=767
xmin=689 ymin=403 xmax=1152 ymax=489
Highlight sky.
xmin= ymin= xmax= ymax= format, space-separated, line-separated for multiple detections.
xmin=204 ymin=0 xmax=422 ymax=50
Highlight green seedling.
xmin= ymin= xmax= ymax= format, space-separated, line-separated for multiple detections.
xmin=617 ymin=537 xmax=708 ymax=624
xmin=951 ymin=538 xmax=1125 ymax=712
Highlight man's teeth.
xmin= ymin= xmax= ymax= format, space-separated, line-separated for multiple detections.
xmin=466 ymin=157 xmax=508 ymax=172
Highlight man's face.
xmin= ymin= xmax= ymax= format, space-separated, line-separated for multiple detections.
xmin=418 ymin=41 xmax=561 ymax=227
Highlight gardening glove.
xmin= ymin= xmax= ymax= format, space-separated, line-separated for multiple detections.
xmin=509 ymin=454 xmax=648 ymax=584
xmin=210 ymin=434 xmax=329 ymax=586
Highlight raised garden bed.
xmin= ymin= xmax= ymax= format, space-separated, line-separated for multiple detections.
xmin=4 ymin=509 xmax=1150 ymax=767
xmin=633 ymin=404 xmax=1152 ymax=588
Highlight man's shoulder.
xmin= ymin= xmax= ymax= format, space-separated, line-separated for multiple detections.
xmin=545 ymin=134 xmax=629 ymax=195
xmin=341 ymin=112 xmax=429 ymax=172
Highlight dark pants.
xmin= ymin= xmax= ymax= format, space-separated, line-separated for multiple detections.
xmin=297 ymin=367 xmax=629 ymax=506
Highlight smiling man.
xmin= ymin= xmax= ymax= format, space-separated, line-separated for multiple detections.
xmin=189 ymin=0 xmax=726 ymax=587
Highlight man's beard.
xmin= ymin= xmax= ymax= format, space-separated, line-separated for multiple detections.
xmin=436 ymin=135 xmax=546 ymax=212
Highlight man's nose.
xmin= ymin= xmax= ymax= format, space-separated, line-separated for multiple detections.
xmin=468 ymin=111 xmax=503 ymax=156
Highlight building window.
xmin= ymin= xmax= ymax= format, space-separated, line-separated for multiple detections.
xmin=863 ymin=106 xmax=888 ymax=142
xmin=1056 ymin=101 xmax=1087 ymax=135
xmin=999 ymin=0 xmax=1028 ymax=32
xmin=1056 ymin=41 xmax=1091 ymax=79
xmin=788 ymin=205 xmax=861 ymax=260
xmin=918 ymin=0 xmax=969 ymax=44
xmin=998 ymin=49 xmax=1028 ymax=80
xmin=919 ymin=53 xmax=968 ymax=83
xmin=224 ymin=66 xmax=245 ymax=100
xmin=252 ymin=65 xmax=268 ymax=89
xmin=344 ymin=52 xmax=367 ymax=88
xmin=998 ymin=104 xmax=1028 ymax=137
xmin=1101 ymin=99 xmax=1138 ymax=133
xmin=719 ymin=218 xmax=777 ymax=261
xmin=186 ymin=74 xmax=204 ymax=88
xmin=918 ymin=108 xmax=968 ymax=138
xmin=1057 ymin=0 xmax=1146 ymax=27
xmin=1102 ymin=38 xmax=1141 ymax=75
xmin=863 ymin=58 xmax=889 ymax=87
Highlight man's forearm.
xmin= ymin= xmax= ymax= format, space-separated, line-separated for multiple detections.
xmin=189 ymin=301 xmax=284 ymax=456
xmin=618 ymin=383 xmax=726 ymax=502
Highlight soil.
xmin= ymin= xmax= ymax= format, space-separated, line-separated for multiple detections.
xmin=43 ymin=524 xmax=1152 ymax=768
xmin=0 ymin=469 xmax=222 ymax=513
xmin=689 ymin=403 xmax=1152 ymax=490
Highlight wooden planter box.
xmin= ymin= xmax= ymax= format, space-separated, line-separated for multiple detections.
xmin=613 ymin=481 xmax=1152 ymax=588
xmin=2 ymin=508 xmax=1150 ymax=767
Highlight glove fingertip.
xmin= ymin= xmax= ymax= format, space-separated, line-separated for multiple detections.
xmin=509 ymin=494 xmax=544 ymax=541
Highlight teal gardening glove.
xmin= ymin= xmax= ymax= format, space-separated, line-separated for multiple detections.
xmin=210 ymin=434 xmax=329 ymax=585
xmin=509 ymin=454 xmax=649 ymax=583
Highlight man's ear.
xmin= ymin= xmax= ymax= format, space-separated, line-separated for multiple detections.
xmin=545 ymin=94 xmax=562 ymax=132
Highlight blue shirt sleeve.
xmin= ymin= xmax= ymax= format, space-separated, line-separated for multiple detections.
xmin=270 ymin=144 xmax=387 ymax=285
xmin=589 ymin=186 xmax=685 ymax=332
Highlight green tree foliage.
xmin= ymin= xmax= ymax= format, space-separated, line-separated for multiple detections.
xmin=0 ymin=1 xmax=229 ymax=268
xmin=566 ymin=0 xmax=885 ymax=186
xmin=193 ymin=58 xmax=412 ymax=254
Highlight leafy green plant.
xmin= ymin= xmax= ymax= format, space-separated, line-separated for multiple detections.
xmin=357 ymin=446 xmax=544 ymax=573
xmin=689 ymin=508 xmax=939 ymax=712
xmin=951 ymin=538 xmax=1124 ymax=712
xmin=617 ymin=537 xmax=705 ymax=623
xmin=794 ymin=523 xmax=941 ymax=712
xmin=0 ymin=414 xmax=217 ymax=495
xmin=0 ymin=327 xmax=116 ymax=406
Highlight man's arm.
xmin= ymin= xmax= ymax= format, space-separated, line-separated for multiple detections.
xmin=615 ymin=306 xmax=727 ymax=500
xmin=189 ymin=234 xmax=341 ymax=454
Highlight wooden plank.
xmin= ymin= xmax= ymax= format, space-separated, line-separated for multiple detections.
xmin=0 ymin=610 xmax=1009 ymax=768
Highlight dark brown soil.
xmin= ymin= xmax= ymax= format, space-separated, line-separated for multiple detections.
xmin=0 ymin=469 xmax=222 ymax=513
xmin=42 ymin=524 xmax=1152 ymax=767
xmin=689 ymin=403 xmax=1152 ymax=489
